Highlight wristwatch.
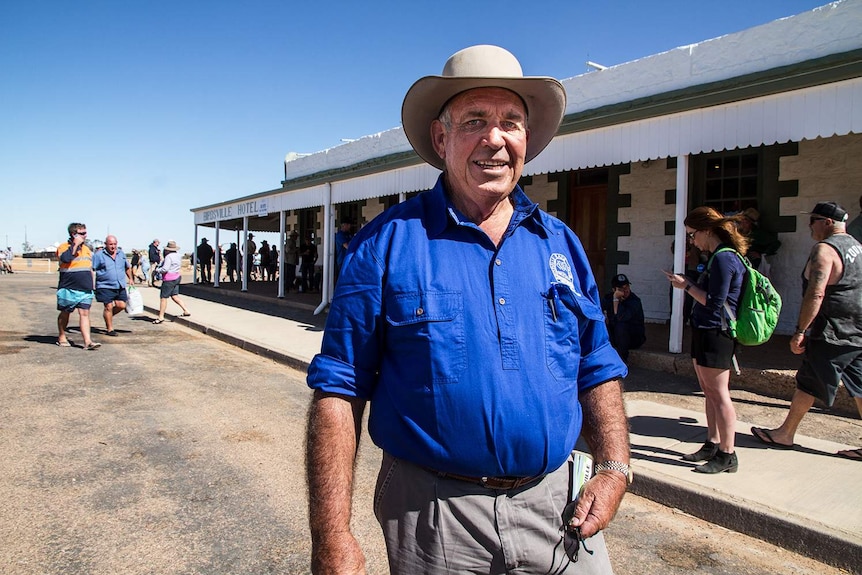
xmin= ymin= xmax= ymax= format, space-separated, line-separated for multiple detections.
xmin=595 ymin=460 xmax=633 ymax=485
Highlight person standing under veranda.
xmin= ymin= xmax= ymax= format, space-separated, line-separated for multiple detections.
xmin=283 ymin=231 xmax=299 ymax=292
xmin=196 ymin=237 xmax=215 ymax=284
xmin=298 ymin=233 xmax=317 ymax=292
xmin=305 ymin=45 xmax=630 ymax=575
xmin=334 ymin=219 xmax=354 ymax=285
xmin=751 ymin=202 xmax=862 ymax=462
xmin=56 ymin=223 xmax=100 ymax=350
xmin=92 ymin=234 xmax=133 ymax=337
xmin=244 ymin=233 xmax=256 ymax=284
xmin=225 ymin=243 xmax=238 ymax=282
xmin=259 ymin=240 xmax=271 ymax=281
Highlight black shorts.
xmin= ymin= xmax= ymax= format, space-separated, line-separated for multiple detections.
xmin=160 ymin=278 xmax=181 ymax=298
xmin=796 ymin=338 xmax=862 ymax=406
xmin=691 ymin=327 xmax=737 ymax=369
xmin=95 ymin=287 xmax=128 ymax=304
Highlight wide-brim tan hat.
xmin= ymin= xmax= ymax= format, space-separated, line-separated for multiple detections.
xmin=165 ymin=240 xmax=180 ymax=252
xmin=402 ymin=44 xmax=566 ymax=170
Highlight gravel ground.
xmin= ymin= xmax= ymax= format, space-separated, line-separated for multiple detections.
xmin=0 ymin=274 xmax=853 ymax=574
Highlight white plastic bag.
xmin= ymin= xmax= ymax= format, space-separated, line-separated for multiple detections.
xmin=126 ymin=286 xmax=144 ymax=315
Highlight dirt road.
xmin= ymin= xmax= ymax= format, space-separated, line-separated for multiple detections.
xmin=0 ymin=274 xmax=844 ymax=574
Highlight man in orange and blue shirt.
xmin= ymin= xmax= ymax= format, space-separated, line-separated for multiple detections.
xmin=56 ymin=222 xmax=100 ymax=350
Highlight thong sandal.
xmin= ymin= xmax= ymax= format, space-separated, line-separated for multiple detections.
xmin=180 ymin=312 xmax=191 ymax=317
xmin=751 ymin=426 xmax=794 ymax=450
xmin=837 ymin=448 xmax=862 ymax=461
xmin=152 ymin=318 xmax=164 ymax=324
xmin=56 ymin=340 xmax=72 ymax=347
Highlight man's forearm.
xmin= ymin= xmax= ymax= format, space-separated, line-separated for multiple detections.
xmin=579 ymin=379 xmax=630 ymax=464
xmin=306 ymin=391 xmax=367 ymax=571
xmin=797 ymin=289 xmax=824 ymax=332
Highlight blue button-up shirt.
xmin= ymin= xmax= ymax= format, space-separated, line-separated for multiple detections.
xmin=307 ymin=176 xmax=626 ymax=477
xmin=92 ymin=248 xmax=130 ymax=290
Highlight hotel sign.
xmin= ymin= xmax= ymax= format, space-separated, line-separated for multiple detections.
xmin=200 ymin=199 xmax=267 ymax=223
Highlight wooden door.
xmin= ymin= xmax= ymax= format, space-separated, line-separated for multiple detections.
xmin=568 ymin=184 xmax=607 ymax=293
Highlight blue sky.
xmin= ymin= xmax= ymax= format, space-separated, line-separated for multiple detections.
xmin=0 ymin=0 xmax=829 ymax=255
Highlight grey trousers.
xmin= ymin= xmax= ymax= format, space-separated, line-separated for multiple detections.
xmin=374 ymin=452 xmax=614 ymax=575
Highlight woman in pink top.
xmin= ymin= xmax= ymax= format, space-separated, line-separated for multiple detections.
xmin=153 ymin=240 xmax=190 ymax=324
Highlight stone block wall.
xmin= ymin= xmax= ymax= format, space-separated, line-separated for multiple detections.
xmin=619 ymin=160 xmax=678 ymax=322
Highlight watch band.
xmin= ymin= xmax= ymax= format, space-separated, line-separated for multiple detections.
xmin=595 ymin=460 xmax=633 ymax=485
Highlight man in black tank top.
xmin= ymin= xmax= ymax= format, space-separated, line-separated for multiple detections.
xmin=751 ymin=202 xmax=862 ymax=462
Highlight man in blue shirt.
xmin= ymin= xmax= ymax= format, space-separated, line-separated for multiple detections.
xmin=92 ymin=235 xmax=133 ymax=337
xmin=306 ymin=45 xmax=630 ymax=575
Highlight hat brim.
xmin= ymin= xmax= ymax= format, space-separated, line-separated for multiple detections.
xmin=402 ymin=76 xmax=566 ymax=170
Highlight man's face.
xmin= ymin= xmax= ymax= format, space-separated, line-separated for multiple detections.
xmin=808 ymin=215 xmax=831 ymax=241
xmin=75 ymin=228 xmax=87 ymax=239
xmin=615 ymin=284 xmax=631 ymax=299
xmin=431 ymin=87 xmax=529 ymax=203
xmin=105 ymin=237 xmax=118 ymax=255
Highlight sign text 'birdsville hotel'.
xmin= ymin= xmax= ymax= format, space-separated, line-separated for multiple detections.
xmin=202 ymin=200 xmax=263 ymax=223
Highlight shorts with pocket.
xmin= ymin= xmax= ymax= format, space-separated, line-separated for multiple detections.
xmin=57 ymin=288 xmax=93 ymax=312
xmin=691 ymin=327 xmax=737 ymax=369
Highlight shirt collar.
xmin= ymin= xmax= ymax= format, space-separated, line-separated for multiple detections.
xmin=425 ymin=174 xmax=541 ymax=238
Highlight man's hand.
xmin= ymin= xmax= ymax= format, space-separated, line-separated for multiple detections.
xmin=311 ymin=532 xmax=367 ymax=575
xmin=567 ymin=469 xmax=628 ymax=538
xmin=790 ymin=332 xmax=806 ymax=355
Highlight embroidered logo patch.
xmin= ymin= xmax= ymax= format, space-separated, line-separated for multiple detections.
xmin=549 ymin=253 xmax=576 ymax=292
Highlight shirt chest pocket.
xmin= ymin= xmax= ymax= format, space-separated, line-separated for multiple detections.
xmin=545 ymin=285 xmax=605 ymax=382
xmin=384 ymin=291 xmax=466 ymax=385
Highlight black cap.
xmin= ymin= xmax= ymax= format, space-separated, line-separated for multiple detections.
xmin=805 ymin=202 xmax=848 ymax=222
xmin=612 ymin=273 xmax=631 ymax=288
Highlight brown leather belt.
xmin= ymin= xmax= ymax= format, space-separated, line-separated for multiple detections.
xmin=425 ymin=468 xmax=544 ymax=490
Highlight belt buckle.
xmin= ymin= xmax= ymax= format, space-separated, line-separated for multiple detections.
xmin=480 ymin=476 xmax=518 ymax=489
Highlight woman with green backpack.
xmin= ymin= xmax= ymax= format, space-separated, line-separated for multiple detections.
xmin=665 ymin=206 xmax=750 ymax=474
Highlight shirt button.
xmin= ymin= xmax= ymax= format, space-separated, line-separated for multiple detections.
xmin=498 ymin=298 xmax=506 ymax=305
xmin=416 ymin=307 xmax=424 ymax=316
xmin=495 ymin=259 xmax=502 ymax=266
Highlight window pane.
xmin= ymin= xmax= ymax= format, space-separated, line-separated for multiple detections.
xmin=706 ymin=157 xmax=722 ymax=179
xmin=741 ymin=154 xmax=758 ymax=176
xmin=724 ymin=155 xmax=740 ymax=178
xmin=706 ymin=180 xmax=722 ymax=201
xmin=723 ymin=179 xmax=739 ymax=199
xmin=741 ymin=176 xmax=758 ymax=198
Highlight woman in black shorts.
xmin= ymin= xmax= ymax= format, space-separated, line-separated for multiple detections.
xmin=665 ymin=207 xmax=749 ymax=474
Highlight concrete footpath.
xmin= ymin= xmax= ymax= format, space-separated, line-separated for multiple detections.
xmin=137 ymin=283 xmax=862 ymax=573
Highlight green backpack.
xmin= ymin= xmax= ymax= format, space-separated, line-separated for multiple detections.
xmin=708 ymin=248 xmax=782 ymax=346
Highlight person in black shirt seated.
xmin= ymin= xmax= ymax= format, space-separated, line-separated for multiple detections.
xmin=601 ymin=273 xmax=646 ymax=362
